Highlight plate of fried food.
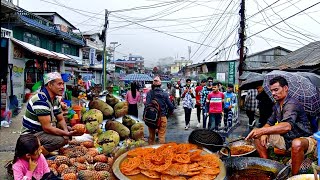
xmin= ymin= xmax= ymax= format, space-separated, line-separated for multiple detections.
xmin=112 ymin=143 xmax=226 ymax=180
xmin=220 ymin=139 xmax=256 ymax=157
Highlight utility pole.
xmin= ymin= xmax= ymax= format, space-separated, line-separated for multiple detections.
xmin=238 ymin=0 xmax=246 ymax=106
xmin=102 ymin=9 xmax=109 ymax=90
xmin=238 ymin=0 xmax=246 ymax=77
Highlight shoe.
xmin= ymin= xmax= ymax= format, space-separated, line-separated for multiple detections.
xmin=185 ymin=126 xmax=189 ymax=130
xmin=196 ymin=123 xmax=201 ymax=128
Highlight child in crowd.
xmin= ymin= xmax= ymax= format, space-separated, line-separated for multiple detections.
xmin=206 ymin=82 xmax=224 ymax=131
xmin=12 ymin=134 xmax=50 ymax=180
xmin=223 ymin=84 xmax=237 ymax=131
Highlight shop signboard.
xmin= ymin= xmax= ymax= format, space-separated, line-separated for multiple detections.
xmin=228 ymin=61 xmax=235 ymax=84
xmin=89 ymin=48 xmax=96 ymax=66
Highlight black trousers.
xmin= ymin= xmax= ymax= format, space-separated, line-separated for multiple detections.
xmin=246 ymin=110 xmax=255 ymax=125
xmin=128 ymin=103 xmax=138 ymax=118
xmin=195 ymin=104 xmax=201 ymax=123
xmin=184 ymin=107 xmax=192 ymax=126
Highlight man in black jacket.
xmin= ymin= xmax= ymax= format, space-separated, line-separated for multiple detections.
xmin=256 ymin=86 xmax=274 ymax=128
xmin=146 ymin=76 xmax=174 ymax=144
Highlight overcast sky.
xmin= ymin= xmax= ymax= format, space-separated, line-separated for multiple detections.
xmin=17 ymin=0 xmax=320 ymax=67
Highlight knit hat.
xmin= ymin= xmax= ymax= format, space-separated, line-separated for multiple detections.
xmin=153 ymin=76 xmax=161 ymax=86
xmin=43 ymin=72 xmax=62 ymax=85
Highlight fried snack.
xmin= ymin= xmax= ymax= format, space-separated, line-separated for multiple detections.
xmin=174 ymin=154 xmax=190 ymax=164
xmin=141 ymin=169 xmax=161 ymax=179
xmin=161 ymin=174 xmax=187 ymax=180
xmin=122 ymin=168 xmax=141 ymax=176
xmin=120 ymin=143 xmax=221 ymax=179
xmin=120 ymin=157 xmax=141 ymax=173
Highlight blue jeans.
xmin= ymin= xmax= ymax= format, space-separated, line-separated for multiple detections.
xmin=202 ymin=107 xmax=208 ymax=129
xmin=209 ymin=113 xmax=222 ymax=131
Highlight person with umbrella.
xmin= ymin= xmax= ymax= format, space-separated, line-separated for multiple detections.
xmin=246 ymin=76 xmax=315 ymax=175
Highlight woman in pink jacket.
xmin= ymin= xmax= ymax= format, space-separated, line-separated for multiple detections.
xmin=126 ymin=82 xmax=141 ymax=118
xmin=12 ymin=134 xmax=50 ymax=180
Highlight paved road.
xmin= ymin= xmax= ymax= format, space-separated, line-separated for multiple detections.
xmin=0 ymin=101 xmax=252 ymax=179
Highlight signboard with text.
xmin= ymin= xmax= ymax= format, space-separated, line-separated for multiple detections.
xmin=228 ymin=61 xmax=235 ymax=84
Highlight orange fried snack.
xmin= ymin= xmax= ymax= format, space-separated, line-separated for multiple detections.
xmin=174 ymin=154 xmax=191 ymax=164
xmin=120 ymin=143 xmax=220 ymax=179
xmin=120 ymin=157 xmax=141 ymax=173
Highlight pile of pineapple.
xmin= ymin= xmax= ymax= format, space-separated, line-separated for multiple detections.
xmin=47 ymin=140 xmax=115 ymax=180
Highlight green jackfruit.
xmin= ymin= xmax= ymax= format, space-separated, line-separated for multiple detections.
xmin=105 ymin=94 xmax=120 ymax=107
xmin=97 ymin=130 xmax=120 ymax=146
xmin=122 ymin=115 xmax=136 ymax=128
xmin=114 ymin=102 xmax=128 ymax=118
xmin=105 ymin=121 xmax=130 ymax=140
xmin=102 ymin=142 xmax=117 ymax=154
xmin=89 ymin=99 xmax=114 ymax=118
xmin=85 ymin=121 xmax=100 ymax=134
xmin=82 ymin=109 xmax=103 ymax=124
xmin=130 ymin=123 xmax=144 ymax=140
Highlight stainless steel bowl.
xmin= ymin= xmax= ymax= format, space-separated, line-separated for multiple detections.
xmin=220 ymin=139 xmax=256 ymax=157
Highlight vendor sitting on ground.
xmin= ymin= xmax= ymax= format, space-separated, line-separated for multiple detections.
xmin=21 ymin=72 xmax=81 ymax=156
xmin=245 ymin=76 xmax=316 ymax=175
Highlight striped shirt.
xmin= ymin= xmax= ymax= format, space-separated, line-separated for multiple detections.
xmin=22 ymin=87 xmax=61 ymax=133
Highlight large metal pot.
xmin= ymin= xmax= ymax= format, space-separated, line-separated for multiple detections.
xmin=223 ymin=157 xmax=289 ymax=180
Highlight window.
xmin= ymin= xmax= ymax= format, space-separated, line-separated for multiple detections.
xmin=23 ymin=32 xmax=40 ymax=47
xmin=47 ymin=40 xmax=54 ymax=51
xmin=62 ymin=44 xmax=70 ymax=55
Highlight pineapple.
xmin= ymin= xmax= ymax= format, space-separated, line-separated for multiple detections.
xmin=81 ymin=141 xmax=94 ymax=148
xmin=94 ymin=154 xmax=108 ymax=163
xmin=49 ymin=167 xmax=58 ymax=176
xmin=54 ymin=156 xmax=70 ymax=166
xmin=67 ymin=150 xmax=85 ymax=158
xmin=75 ymin=146 xmax=88 ymax=154
xmin=61 ymin=167 xmax=77 ymax=176
xmin=73 ymin=162 xmax=87 ymax=171
xmin=69 ymin=158 xmax=76 ymax=164
xmin=76 ymin=156 xmax=86 ymax=163
xmin=62 ymin=173 xmax=77 ymax=180
xmin=46 ymin=160 xmax=54 ymax=167
xmin=94 ymin=162 xmax=110 ymax=171
xmin=50 ymin=163 xmax=58 ymax=170
xmin=107 ymin=157 xmax=114 ymax=166
xmin=98 ymin=171 xmax=110 ymax=180
xmin=84 ymin=154 xmax=94 ymax=164
xmin=86 ymin=150 xmax=99 ymax=157
xmin=72 ymin=124 xmax=86 ymax=134
xmin=57 ymin=164 xmax=69 ymax=175
xmin=78 ymin=170 xmax=101 ymax=180
xmin=69 ymin=139 xmax=81 ymax=146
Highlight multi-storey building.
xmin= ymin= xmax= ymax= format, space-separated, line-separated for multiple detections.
xmin=1 ymin=3 xmax=84 ymax=105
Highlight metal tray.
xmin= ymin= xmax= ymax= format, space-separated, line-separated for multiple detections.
xmin=220 ymin=140 xmax=256 ymax=157
xmin=287 ymin=174 xmax=319 ymax=180
xmin=112 ymin=144 xmax=226 ymax=180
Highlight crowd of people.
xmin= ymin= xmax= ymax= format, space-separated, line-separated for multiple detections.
xmin=6 ymin=71 xmax=318 ymax=179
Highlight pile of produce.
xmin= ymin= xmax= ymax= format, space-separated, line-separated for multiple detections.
xmin=119 ymin=143 xmax=221 ymax=180
xmin=51 ymin=94 xmax=148 ymax=179
xmin=48 ymin=140 xmax=113 ymax=180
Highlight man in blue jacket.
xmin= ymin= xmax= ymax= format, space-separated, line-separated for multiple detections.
xmin=146 ymin=76 xmax=174 ymax=144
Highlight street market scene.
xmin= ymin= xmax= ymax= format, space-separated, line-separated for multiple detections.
xmin=1 ymin=0 xmax=320 ymax=179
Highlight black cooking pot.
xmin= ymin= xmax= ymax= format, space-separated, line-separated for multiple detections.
xmin=223 ymin=157 xmax=289 ymax=180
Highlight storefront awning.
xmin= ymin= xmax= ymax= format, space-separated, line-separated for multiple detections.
xmin=11 ymin=38 xmax=71 ymax=60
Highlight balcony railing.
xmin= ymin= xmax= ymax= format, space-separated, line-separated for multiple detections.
xmin=1 ymin=27 xmax=13 ymax=38
xmin=16 ymin=7 xmax=84 ymax=46
xmin=18 ymin=8 xmax=55 ymax=28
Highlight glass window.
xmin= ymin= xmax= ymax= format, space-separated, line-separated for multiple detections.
xmin=23 ymin=32 xmax=40 ymax=47
xmin=48 ymin=40 xmax=54 ymax=51
xmin=62 ymin=44 xmax=70 ymax=55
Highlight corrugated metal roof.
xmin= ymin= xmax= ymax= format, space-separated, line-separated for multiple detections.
xmin=262 ymin=41 xmax=320 ymax=69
